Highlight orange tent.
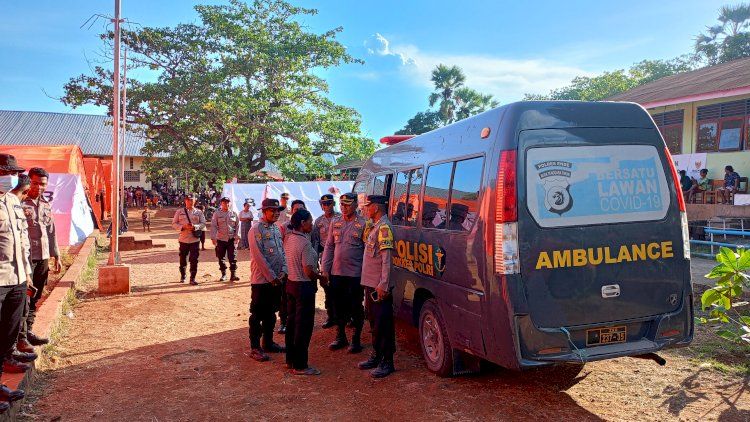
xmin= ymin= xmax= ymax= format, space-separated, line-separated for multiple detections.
xmin=0 ymin=145 xmax=88 ymax=191
xmin=83 ymin=158 xmax=106 ymax=229
xmin=101 ymin=159 xmax=113 ymax=215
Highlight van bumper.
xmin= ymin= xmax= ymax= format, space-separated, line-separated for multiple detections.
xmin=513 ymin=293 xmax=694 ymax=368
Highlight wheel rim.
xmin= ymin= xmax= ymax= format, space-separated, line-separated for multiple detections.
xmin=421 ymin=312 xmax=442 ymax=364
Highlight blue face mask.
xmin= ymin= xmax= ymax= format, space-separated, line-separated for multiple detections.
xmin=0 ymin=175 xmax=18 ymax=193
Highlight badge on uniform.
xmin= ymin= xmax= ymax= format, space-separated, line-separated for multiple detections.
xmin=378 ymin=226 xmax=394 ymax=250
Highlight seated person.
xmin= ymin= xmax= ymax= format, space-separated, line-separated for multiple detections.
xmin=436 ymin=203 xmax=469 ymax=231
xmin=717 ymin=165 xmax=741 ymax=204
xmin=421 ymin=201 xmax=439 ymax=228
xmin=679 ymin=170 xmax=693 ymax=195
xmin=686 ymin=169 xmax=709 ymax=203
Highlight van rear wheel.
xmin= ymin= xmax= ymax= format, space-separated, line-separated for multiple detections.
xmin=419 ymin=299 xmax=453 ymax=377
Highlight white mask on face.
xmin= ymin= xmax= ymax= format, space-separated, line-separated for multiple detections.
xmin=0 ymin=175 xmax=18 ymax=193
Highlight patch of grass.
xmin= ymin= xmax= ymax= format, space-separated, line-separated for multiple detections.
xmin=678 ymin=310 xmax=750 ymax=376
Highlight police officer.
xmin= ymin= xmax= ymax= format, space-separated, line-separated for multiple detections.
xmin=20 ymin=167 xmax=61 ymax=349
xmin=437 ymin=203 xmax=469 ymax=230
xmin=321 ymin=192 xmax=366 ymax=353
xmin=276 ymin=193 xmax=291 ymax=228
xmin=171 ymin=193 xmax=206 ymax=285
xmin=210 ymin=197 xmax=240 ymax=282
xmin=0 ymin=153 xmax=31 ymax=410
xmin=248 ymin=198 xmax=287 ymax=362
xmin=357 ymin=195 xmax=396 ymax=378
xmin=311 ymin=194 xmax=340 ymax=329
xmin=421 ymin=201 xmax=439 ymax=229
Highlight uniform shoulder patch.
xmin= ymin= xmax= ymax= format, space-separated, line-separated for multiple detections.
xmin=377 ymin=225 xmax=394 ymax=250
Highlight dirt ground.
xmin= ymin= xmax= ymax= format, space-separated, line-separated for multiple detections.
xmin=22 ymin=208 xmax=750 ymax=421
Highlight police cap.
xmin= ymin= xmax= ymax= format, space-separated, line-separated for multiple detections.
xmin=339 ymin=192 xmax=357 ymax=205
xmin=280 ymin=192 xmax=290 ymax=199
xmin=451 ymin=203 xmax=469 ymax=217
xmin=364 ymin=195 xmax=388 ymax=206
xmin=260 ymin=198 xmax=285 ymax=211
xmin=319 ymin=194 xmax=334 ymax=204
xmin=220 ymin=197 xmax=231 ymax=203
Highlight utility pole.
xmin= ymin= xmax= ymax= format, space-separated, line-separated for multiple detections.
xmin=108 ymin=0 xmax=122 ymax=265
xmin=120 ymin=47 xmax=127 ymax=211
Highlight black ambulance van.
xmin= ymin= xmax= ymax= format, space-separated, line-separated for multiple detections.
xmin=353 ymin=101 xmax=693 ymax=377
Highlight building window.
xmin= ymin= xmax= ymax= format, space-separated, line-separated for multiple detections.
xmin=652 ymin=110 xmax=684 ymax=154
xmin=124 ymin=170 xmax=140 ymax=182
xmin=696 ymin=99 xmax=749 ymax=152
xmin=129 ymin=157 xmax=134 ymax=170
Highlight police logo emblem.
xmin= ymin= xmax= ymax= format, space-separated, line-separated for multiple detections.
xmin=542 ymin=178 xmax=573 ymax=215
xmin=434 ymin=246 xmax=446 ymax=276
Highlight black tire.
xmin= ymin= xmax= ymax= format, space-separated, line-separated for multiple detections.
xmin=418 ymin=299 xmax=453 ymax=377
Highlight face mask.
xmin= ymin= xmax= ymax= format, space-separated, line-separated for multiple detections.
xmin=0 ymin=175 xmax=18 ymax=193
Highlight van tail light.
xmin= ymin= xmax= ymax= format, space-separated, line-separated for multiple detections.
xmin=495 ymin=150 xmax=519 ymax=274
xmin=664 ymin=147 xmax=690 ymax=260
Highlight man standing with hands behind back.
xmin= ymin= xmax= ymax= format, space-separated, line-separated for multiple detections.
xmin=210 ymin=197 xmax=240 ymax=282
xmin=171 ymin=193 xmax=206 ymax=285
xmin=357 ymin=195 xmax=396 ymax=378
xmin=21 ymin=167 xmax=61 ymax=348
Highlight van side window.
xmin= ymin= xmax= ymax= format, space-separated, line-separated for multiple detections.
xmin=445 ymin=157 xmax=484 ymax=231
xmin=391 ymin=171 xmax=410 ymax=226
xmin=373 ymin=174 xmax=393 ymax=199
xmin=405 ymin=169 xmax=423 ymax=227
xmin=353 ymin=180 xmax=367 ymax=209
xmin=423 ymin=162 xmax=453 ymax=229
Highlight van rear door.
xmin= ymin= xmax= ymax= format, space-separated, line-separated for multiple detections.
xmin=517 ymin=127 xmax=688 ymax=328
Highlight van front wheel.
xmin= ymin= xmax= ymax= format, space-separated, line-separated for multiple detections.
xmin=419 ymin=299 xmax=453 ymax=377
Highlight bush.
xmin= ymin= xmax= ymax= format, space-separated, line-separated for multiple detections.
xmin=699 ymin=247 xmax=750 ymax=344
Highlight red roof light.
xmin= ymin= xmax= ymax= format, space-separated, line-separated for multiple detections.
xmin=379 ymin=135 xmax=416 ymax=145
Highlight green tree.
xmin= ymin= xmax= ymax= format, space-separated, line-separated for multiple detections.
xmin=428 ymin=64 xmax=466 ymax=124
xmin=61 ymin=0 xmax=364 ymax=184
xmin=526 ymin=56 xmax=695 ymax=101
xmin=454 ymin=87 xmax=499 ymax=121
xmin=395 ymin=111 xmax=441 ymax=135
xmin=699 ymin=247 xmax=750 ymax=345
xmin=695 ymin=3 xmax=750 ymax=65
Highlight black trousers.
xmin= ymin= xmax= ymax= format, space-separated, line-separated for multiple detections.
xmin=285 ymin=280 xmax=317 ymax=369
xmin=249 ymin=283 xmax=279 ymax=349
xmin=277 ymin=281 xmax=287 ymax=325
xmin=215 ymin=239 xmax=237 ymax=275
xmin=0 ymin=283 xmax=26 ymax=371
xmin=364 ymin=286 xmax=395 ymax=361
xmin=178 ymin=242 xmax=200 ymax=280
xmin=22 ymin=259 xmax=49 ymax=336
xmin=198 ymin=232 xmax=206 ymax=248
xmin=322 ymin=284 xmax=334 ymax=321
xmin=331 ymin=275 xmax=364 ymax=330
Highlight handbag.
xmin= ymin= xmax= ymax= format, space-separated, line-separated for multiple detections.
xmin=183 ymin=207 xmax=202 ymax=238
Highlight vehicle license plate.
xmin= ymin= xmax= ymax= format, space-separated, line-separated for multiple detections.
xmin=586 ymin=326 xmax=627 ymax=346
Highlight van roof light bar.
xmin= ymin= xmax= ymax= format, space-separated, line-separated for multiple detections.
xmin=380 ymin=135 xmax=416 ymax=145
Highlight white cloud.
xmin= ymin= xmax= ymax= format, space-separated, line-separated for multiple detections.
xmin=364 ymin=33 xmax=595 ymax=102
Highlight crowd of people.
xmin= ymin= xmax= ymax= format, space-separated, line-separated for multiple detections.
xmin=123 ymin=185 xmax=223 ymax=210
xmin=171 ymin=191 xmax=397 ymax=378
xmin=0 ymin=154 xmax=61 ymax=412
xmin=679 ymin=165 xmax=742 ymax=204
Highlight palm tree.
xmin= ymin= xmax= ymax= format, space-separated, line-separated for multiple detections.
xmin=695 ymin=3 xmax=750 ymax=65
xmin=454 ymin=87 xmax=499 ymax=121
xmin=428 ymin=64 xmax=466 ymax=124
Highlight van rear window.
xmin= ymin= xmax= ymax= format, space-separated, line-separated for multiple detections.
xmin=525 ymin=145 xmax=671 ymax=228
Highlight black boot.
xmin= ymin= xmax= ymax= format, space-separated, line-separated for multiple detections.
xmin=230 ymin=272 xmax=240 ymax=282
xmin=348 ymin=326 xmax=363 ymax=354
xmin=11 ymin=346 xmax=37 ymax=363
xmin=219 ymin=272 xmax=227 ymax=282
xmin=370 ymin=359 xmax=395 ymax=378
xmin=358 ymin=352 xmax=381 ymax=370
xmin=328 ymin=326 xmax=349 ymax=351
xmin=27 ymin=331 xmax=48 ymax=346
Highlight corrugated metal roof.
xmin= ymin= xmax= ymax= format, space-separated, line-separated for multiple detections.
xmin=608 ymin=57 xmax=750 ymax=105
xmin=0 ymin=110 xmax=147 ymax=156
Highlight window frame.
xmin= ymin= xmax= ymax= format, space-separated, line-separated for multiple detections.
xmin=445 ymin=155 xmax=486 ymax=233
xmin=389 ymin=167 xmax=423 ymax=229
xmin=717 ymin=117 xmax=745 ymax=152
xmin=658 ymin=123 xmax=683 ymax=155
xmin=696 ymin=120 xmax=720 ymax=153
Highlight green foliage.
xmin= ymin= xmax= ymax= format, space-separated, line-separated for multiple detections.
xmin=397 ymin=64 xmax=498 ymax=134
xmin=695 ymin=3 xmax=750 ymax=65
xmin=699 ymin=247 xmax=750 ymax=345
xmin=525 ymin=56 xmax=695 ymax=101
xmin=61 ymin=0 xmax=368 ymax=184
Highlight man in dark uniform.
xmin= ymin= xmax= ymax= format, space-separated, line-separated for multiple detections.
xmin=321 ymin=193 xmax=366 ymax=353
xmin=357 ymin=195 xmax=396 ymax=378
xmin=436 ymin=203 xmax=469 ymax=230
xmin=210 ymin=197 xmax=240 ymax=282
xmin=248 ymin=198 xmax=287 ymax=362
xmin=311 ymin=194 xmax=340 ymax=329
xmin=421 ymin=201 xmax=439 ymax=228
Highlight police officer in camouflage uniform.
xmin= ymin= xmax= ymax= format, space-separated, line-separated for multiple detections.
xmin=248 ymin=198 xmax=287 ymax=362
xmin=321 ymin=192 xmax=366 ymax=353
xmin=20 ymin=167 xmax=61 ymax=348
xmin=311 ymin=194 xmax=340 ymax=329
xmin=210 ymin=197 xmax=240 ymax=282
xmin=357 ymin=195 xmax=396 ymax=378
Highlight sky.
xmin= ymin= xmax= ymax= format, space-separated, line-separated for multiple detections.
xmin=0 ymin=0 xmax=728 ymax=139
